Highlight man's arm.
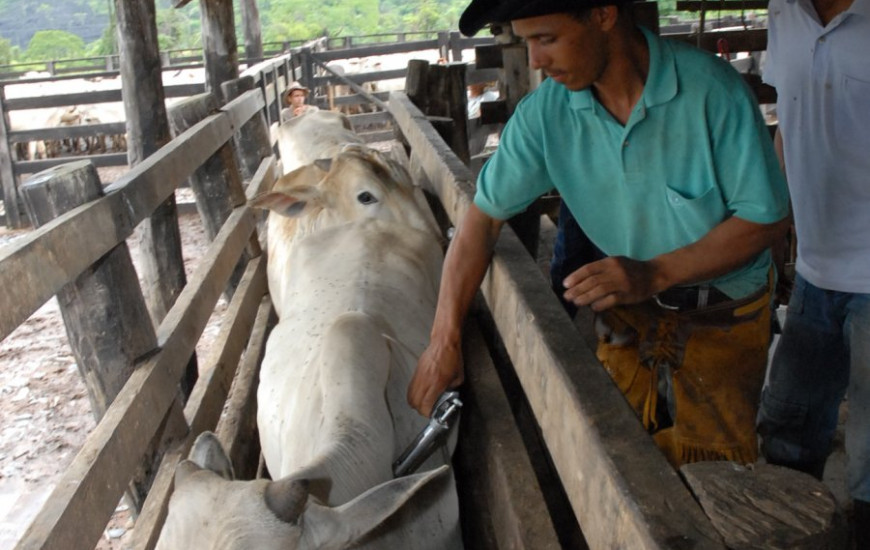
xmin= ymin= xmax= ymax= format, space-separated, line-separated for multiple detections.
xmin=562 ymin=214 xmax=791 ymax=311
xmin=408 ymin=204 xmax=504 ymax=416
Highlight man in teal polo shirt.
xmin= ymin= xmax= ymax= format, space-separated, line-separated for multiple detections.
xmin=408 ymin=0 xmax=791 ymax=465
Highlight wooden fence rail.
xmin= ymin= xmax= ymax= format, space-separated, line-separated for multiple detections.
xmin=3 ymin=72 xmax=275 ymax=548
xmin=0 ymin=32 xmax=496 ymax=229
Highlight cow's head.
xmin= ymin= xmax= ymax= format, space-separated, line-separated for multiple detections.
xmin=157 ymin=432 xmax=448 ymax=550
xmin=250 ymin=144 xmax=442 ymax=242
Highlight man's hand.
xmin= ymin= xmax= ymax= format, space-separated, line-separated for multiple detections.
xmin=408 ymin=340 xmax=464 ymax=417
xmin=293 ymin=106 xmax=305 ymax=116
xmin=561 ymin=256 xmax=661 ymax=311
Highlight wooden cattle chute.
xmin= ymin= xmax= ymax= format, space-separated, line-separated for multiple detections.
xmin=389 ymin=91 xmax=729 ymax=549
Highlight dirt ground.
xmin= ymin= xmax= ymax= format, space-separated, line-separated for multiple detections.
xmin=0 ymin=167 xmax=223 ymax=549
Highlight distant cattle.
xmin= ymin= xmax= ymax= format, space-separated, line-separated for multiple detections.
xmin=158 ymin=111 xmax=462 ymax=549
xmin=11 ymin=105 xmax=128 ymax=162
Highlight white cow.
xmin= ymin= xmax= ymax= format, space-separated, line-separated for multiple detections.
xmin=158 ymin=112 xmax=462 ymax=549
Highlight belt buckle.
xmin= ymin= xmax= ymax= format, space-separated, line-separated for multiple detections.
xmin=653 ymin=293 xmax=681 ymax=311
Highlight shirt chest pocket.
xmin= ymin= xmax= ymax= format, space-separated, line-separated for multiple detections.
xmin=836 ymin=74 xmax=870 ymax=159
xmin=664 ymin=184 xmax=727 ymax=239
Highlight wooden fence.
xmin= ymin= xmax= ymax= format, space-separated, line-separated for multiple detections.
xmin=1 ymin=60 xmax=276 ymax=547
xmin=0 ymin=31 xmax=496 ymax=229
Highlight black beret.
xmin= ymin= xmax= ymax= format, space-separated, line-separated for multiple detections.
xmin=459 ymin=0 xmax=631 ymax=36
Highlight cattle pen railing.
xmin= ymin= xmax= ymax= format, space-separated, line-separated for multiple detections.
xmin=1 ymin=64 xmax=281 ymax=548
xmin=0 ymin=70 xmax=720 ymax=548
xmin=0 ymin=31 xmax=495 ymax=230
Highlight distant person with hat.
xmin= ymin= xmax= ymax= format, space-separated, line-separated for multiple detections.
xmin=281 ymin=81 xmax=320 ymax=122
xmin=408 ymin=0 xmax=790 ymax=466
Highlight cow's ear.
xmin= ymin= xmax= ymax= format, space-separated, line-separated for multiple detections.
xmin=249 ymin=191 xmax=308 ymax=217
xmin=314 ymin=158 xmax=333 ymax=172
xmin=250 ymin=185 xmax=321 ymax=218
xmin=303 ymin=465 xmax=449 ymax=548
xmin=264 ymin=478 xmax=310 ymax=524
xmin=189 ymin=431 xmax=234 ymax=480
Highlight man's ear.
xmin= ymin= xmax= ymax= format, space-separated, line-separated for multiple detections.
xmin=595 ymin=5 xmax=619 ymax=31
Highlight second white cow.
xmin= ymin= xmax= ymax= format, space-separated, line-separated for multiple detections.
xmin=158 ymin=112 xmax=462 ymax=549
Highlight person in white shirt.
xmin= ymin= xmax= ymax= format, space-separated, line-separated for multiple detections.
xmin=756 ymin=0 xmax=870 ymax=545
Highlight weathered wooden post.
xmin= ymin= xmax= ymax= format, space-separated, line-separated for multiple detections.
xmin=405 ymin=61 xmax=471 ymax=165
xmin=258 ymin=73 xmax=272 ymax=127
xmin=271 ymin=64 xmax=282 ymax=123
xmin=450 ymin=31 xmax=464 ymax=62
xmin=441 ymin=63 xmax=471 ymax=165
xmin=18 ymin=161 xmax=189 ymax=513
xmin=116 ymin=0 xmax=190 ymax=336
xmin=21 ymin=162 xmax=157 ymax=419
xmin=196 ymin=0 xmax=240 ymax=102
xmin=437 ymin=31 xmax=450 ymax=61
xmin=299 ymin=47 xmax=315 ymax=90
xmin=0 ymin=84 xmax=23 ymax=228
xmin=405 ymin=59 xmax=430 ymax=111
xmin=167 ymin=92 xmax=252 ymax=297
xmin=222 ymin=76 xmax=273 ymax=182
xmin=239 ymin=0 xmax=263 ymax=63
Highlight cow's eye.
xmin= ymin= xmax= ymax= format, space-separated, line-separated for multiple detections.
xmin=357 ymin=191 xmax=378 ymax=205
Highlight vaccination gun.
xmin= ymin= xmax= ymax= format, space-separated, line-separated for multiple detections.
xmin=393 ymin=391 xmax=462 ymax=477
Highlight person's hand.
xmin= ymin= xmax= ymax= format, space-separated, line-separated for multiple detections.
xmin=407 ymin=340 xmax=464 ymax=417
xmin=293 ymin=106 xmax=305 ymax=116
xmin=561 ymin=256 xmax=660 ymax=312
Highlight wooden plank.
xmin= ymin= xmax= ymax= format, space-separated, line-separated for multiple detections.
xmin=312 ymin=39 xmax=440 ymax=62
xmin=245 ymin=155 xmax=279 ymax=200
xmin=9 ymin=122 xmax=127 ymax=142
xmin=14 ymin=206 xmax=257 ymax=550
xmin=200 ymin=0 xmax=240 ymax=100
xmin=0 ymin=85 xmax=22 ymax=228
xmin=676 ymin=0 xmax=769 ymax=10
xmin=474 ymin=44 xmax=506 ymax=70
xmin=322 ymin=90 xmax=390 ymax=107
xmin=360 ymin=130 xmax=397 ymax=143
xmin=3 ymin=84 xmax=203 ymax=111
xmin=131 ymin=257 xmax=268 ymax=550
xmin=311 ymin=58 xmax=390 ymax=111
xmin=20 ymin=161 xmax=157 ymax=419
xmin=348 ymin=111 xmax=393 ymax=128
xmin=0 ymin=112 xmax=236 ymax=342
xmin=389 ymin=91 xmax=726 ymax=550
xmin=221 ymin=87 xmax=266 ymax=134
xmin=311 ymin=68 xmax=407 ymax=88
xmin=221 ymin=78 xmax=273 ymax=182
xmin=186 ymin=257 xmax=266 ymax=438
xmin=457 ymin=321 xmax=563 ymax=550
xmin=239 ymin=0 xmax=264 ymax=62
xmin=680 ymin=462 xmax=847 ymax=549
xmin=216 ymin=295 xmax=273 ymax=481
xmin=664 ymin=28 xmax=768 ymax=52
xmin=14 ymin=153 xmax=128 ymax=175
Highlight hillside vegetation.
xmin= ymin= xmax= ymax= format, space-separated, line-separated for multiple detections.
xmin=0 ymin=0 xmax=471 ymax=66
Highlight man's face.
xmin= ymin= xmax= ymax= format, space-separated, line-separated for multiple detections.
xmin=512 ymin=12 xmax=609 ymax=92
xmin=289 ymin=90 xmax=307 ymax=108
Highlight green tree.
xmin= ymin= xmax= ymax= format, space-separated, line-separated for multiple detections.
xmin=157 ymin=6 xmax=201 ymax=50
xmin=0 ymin=36 xmax=15 ymax=65
xmin=24 ymin=29 xmax=85 ymax=61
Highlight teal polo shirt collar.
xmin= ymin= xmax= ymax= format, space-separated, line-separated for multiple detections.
xmin=568 ymin=27 xmax=678 ymax=113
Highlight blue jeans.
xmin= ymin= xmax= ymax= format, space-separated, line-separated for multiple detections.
xmin=758 ymin=273 xmax=870 ymax=502
xmin=550 ymin=201 xmax=605 ymax=318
